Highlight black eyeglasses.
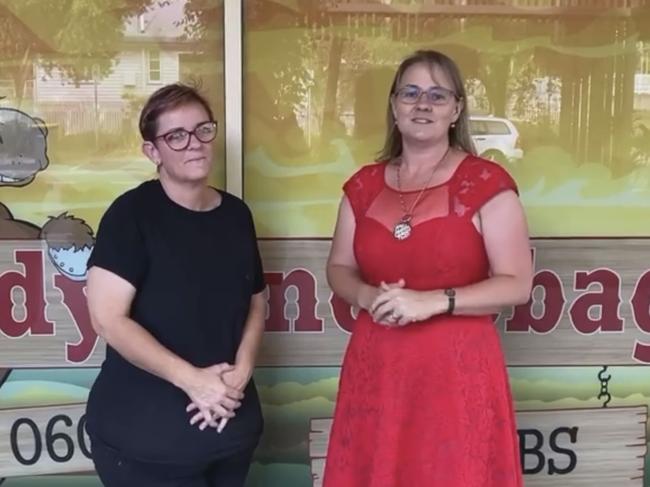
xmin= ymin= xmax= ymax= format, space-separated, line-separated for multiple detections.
xmin=393 ymin=85 xmax=459 ymax=106
xmin=153 ymin=121 xmax=218 ymax=151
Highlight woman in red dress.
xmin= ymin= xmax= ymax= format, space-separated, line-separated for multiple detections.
xmin=323 ymin=50 xmax=533 ymax=487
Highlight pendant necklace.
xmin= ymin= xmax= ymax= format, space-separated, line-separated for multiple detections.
xmin=393 ymin=146 xmax=451 ymax=240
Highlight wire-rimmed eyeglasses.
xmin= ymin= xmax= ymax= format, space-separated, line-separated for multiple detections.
xmin=393 ymin=85 xmax=460 ymax=106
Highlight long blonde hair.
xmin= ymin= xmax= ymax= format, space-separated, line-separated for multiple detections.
xmin=377 ymin=50 xmax=476 ymax=162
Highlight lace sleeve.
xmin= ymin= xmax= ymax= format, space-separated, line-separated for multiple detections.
xmin=342 ymin=164 xmax=384 ymax=221
xmin=453 ymin=159 xmax=518 ymax=218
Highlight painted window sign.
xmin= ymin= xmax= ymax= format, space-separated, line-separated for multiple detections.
xmin=1 ymin=0 xmax=650 ymax=486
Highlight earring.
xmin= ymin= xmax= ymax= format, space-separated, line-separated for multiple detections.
xmin=450 ymin=123 xmax=456 ymax=129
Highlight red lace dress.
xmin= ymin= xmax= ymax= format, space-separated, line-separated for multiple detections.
xmin=323 ymin=155 xmax=523 ymax=487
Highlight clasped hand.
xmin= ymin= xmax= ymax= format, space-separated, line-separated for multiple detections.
xmin=370 ymin=279 xmax=438 ymax=327
xmin=182 ymin=363 xmax=251 ymax=433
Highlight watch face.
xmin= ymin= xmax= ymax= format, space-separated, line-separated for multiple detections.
xmin=445 ymin=288 xmax=456 ymax=297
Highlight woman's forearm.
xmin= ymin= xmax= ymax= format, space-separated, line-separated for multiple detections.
xmin=327 ymin=264 xmax=376 ymax=310
xmin=95 ymin=315 xmax=195 ymax=390
xmin=233 ymin=292 xmax=266 ymax=371
xmin=434 ymin=274 xmax=532 ymax=316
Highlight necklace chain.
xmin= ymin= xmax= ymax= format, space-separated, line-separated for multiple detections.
xmin=395 ymin=146 xmax=451 ymax=223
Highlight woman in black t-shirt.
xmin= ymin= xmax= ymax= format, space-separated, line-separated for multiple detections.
xmin=86 ymin=84 xmax=266 ymax=487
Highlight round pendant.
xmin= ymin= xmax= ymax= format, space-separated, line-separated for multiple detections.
xmin=393 ymin=221 xmax=412 ymax=240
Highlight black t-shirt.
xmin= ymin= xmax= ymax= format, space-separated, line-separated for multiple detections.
xmin=85 ymin=180 xmax=265 ymax=465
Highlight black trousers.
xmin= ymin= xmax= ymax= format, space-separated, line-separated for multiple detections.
xmin=91 ymin=437 xmax=255 ymax=487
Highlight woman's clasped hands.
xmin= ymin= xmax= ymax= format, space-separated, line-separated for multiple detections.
xmin=370 ymin=278 xmax=446 ymax=327
xmin=182 ymin=362 xmax=252 ymax=433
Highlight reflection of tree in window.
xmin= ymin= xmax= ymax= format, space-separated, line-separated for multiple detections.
xmin=638 ymin=42 xmax=650 ymax=74
xmin=0 ymin=0 xmax=152 ymax=105
xmin=148 ymin=51 xmax=161 ymax=83
xmin=465 ymin=78 xmax=490 ymax=115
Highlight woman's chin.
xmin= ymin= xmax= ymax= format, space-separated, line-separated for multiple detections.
xmin=167 ymin=168 xmax=212 ymax=184
xmin=402 ymin=131 xmax=446 ymax=146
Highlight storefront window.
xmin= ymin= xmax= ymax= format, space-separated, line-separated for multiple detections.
xmin=243 ymin=0 xmax=650 ymax=237
xmin=0 ymin=1 xmax=225 ymax=485
xmin=0 ymin=0 xmax=225 ymax=232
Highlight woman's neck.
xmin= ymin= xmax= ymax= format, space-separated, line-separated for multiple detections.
xmin=399 ymin=140 xmax=452 ymax=174
xmin=159 ymin=175 xmax=219 ymax=211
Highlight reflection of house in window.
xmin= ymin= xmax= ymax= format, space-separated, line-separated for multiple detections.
xmin=148 ymin=51 xmax=162 ymax=83
xmin=30 ymin=0 xmax=189 ymax=135
xmin=635 ymin=42 xmax=650 ymax=110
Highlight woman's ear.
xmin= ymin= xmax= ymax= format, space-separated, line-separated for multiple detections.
xmin=452 ymin=99 xmax=464 ymax=123
xmin=142 ymin=141 xmax=161 ymax=167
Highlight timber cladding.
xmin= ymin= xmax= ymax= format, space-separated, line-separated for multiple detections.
xmin=0 ymin=238 xmax=648 ymax=366
xmin=0 ymin=403 xmax=93 ymax=477
xmin=1 ymin=404 xmax=645 ymax=481
xmin=309 ymin=407 xmax=648 ymax=487
xmin=0 ymin=238 xmax=649 ymax=482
